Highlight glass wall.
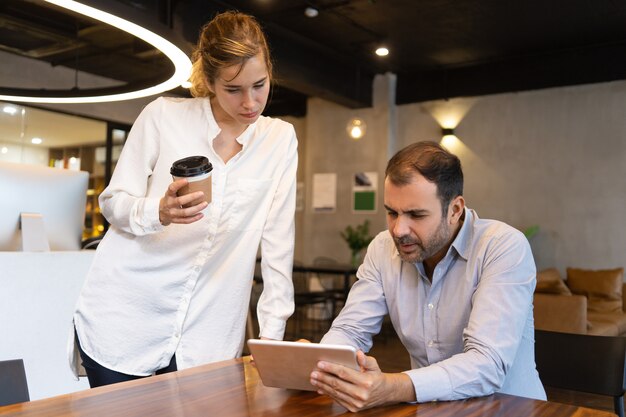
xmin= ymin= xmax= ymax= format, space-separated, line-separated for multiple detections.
xmin=0 ymin=101 xmax=129 ymax=240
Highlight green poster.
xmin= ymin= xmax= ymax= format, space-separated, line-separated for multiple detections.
xmin=354 ymin=191 xmax=376 ymax=211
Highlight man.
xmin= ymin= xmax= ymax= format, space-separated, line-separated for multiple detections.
xmin=310 ymin=141 xmax=546 ymax=412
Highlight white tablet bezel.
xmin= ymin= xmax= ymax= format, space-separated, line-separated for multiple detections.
xmin=247 ymin=339 xmax=359 ymax=391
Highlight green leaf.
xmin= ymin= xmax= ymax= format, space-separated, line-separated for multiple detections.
xmin=523 ymin=225 xmax=539 ymax=239
xmin=340 ymin=220 xmax=374 ymax=254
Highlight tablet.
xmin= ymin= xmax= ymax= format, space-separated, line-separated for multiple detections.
xmin=247 ymin=339 xmax=359 ymax=391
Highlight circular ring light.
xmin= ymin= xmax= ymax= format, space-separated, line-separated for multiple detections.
xmin=0 ymin=0 xmax=192 ymax=104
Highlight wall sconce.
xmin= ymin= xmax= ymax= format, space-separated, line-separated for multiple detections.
xmin=441 ymin=127 xmax=459 ymax=149
xmin=441 ymin=127 xmax=456 ymax=140
xmin=347 ymin=118 xmax=366 ymax=140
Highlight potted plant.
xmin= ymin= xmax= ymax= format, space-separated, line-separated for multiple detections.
xmin=340 ymin=220 xmax=374 ymax=267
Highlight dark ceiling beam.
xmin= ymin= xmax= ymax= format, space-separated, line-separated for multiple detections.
xmin=397 ymin=42 xmax=626 ymax=105
xmin=268 ymin=31 xmax=373 ymax=109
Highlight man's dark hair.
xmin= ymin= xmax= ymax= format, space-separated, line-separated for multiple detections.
xmin=385 ymin=141 xmax=463 ymax=215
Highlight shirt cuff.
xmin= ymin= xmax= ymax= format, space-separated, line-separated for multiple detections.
xmin=404 ymin=364 xmax=452 ymax=402
xmin=259 ymin=317 xmax=286 ymax=340
xmin=139 ymin=197 xmax=165 ymax=233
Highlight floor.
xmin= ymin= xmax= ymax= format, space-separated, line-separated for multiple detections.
xmin=276 ymin=310 xmax=621 ymax=416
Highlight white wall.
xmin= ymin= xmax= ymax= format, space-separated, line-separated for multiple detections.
xmin=297 ymin=74 xmax=394 ymax=265
xmin=397 ymin=82 xmax=626 ymax=273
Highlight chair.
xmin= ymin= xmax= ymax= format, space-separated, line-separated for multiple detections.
xmin=81 ymin=236 xmax=103 ymax=250
xmin=534 ymin=329 xmax=626 ymax=417
xmin=0 ymin=359 xmax=30 ymax=406
xmin=312 ymin=256 xmax=344 ymax=316
xmin=290 ymin=262 xmax=333 ymax=342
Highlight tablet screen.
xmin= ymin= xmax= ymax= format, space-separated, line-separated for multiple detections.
xmin=247 ymin=339 xmax=359 ymax=391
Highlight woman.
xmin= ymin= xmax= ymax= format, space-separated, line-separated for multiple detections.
xmin=70 ymin=11 xmax=297 ymax=387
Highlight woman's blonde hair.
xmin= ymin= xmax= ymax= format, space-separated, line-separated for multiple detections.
xmin=189 ymin=11 xmax=272 ymax=98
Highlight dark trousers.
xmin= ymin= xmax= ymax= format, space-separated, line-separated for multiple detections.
xmin=75 ymin=329 xmax=177 ymax=388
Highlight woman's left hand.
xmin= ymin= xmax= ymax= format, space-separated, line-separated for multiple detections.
xmin=159 ymin=179 xmax=208 ymax=226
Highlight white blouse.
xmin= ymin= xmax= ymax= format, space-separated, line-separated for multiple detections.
xmin=70 ymin=96 xmax=297 ymax=376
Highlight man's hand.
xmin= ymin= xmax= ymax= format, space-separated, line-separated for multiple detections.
xmin=310 ymin=350 xmax=416 ymax=412
xmin=159 ymin=179 xmax=208 ymax=226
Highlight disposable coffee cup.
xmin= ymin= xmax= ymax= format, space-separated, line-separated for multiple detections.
xmin=170 ymin=156 xmax=213 ymax=208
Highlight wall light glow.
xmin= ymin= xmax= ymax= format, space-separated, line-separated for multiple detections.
xmin=347 ymin=118 xmax=367 ymax=140
xmin=0 ymin=0 xmax=192 ymax=104
xmin=441 ymin=134 xmax=461 ymax=151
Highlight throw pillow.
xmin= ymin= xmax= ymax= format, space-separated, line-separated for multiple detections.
xmin=535 ymin=268 xmax=572 ymax=295
xmin=566 ymin=267 xmax=624 ymax=313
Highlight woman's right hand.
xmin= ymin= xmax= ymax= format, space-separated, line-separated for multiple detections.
xmin=159 ymin=179 xmax=208 ymax=226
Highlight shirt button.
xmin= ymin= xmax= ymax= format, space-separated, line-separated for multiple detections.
xmin=427 ymin=303 xmax=434 ymax=310
xmin=427 ymin=340 xmax=434 ymax=347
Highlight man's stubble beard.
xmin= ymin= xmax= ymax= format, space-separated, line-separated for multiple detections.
xmin=394 ymin=216 xmax=451 ymax=263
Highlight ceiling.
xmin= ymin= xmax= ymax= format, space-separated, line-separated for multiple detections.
xmin=4 ymin=0 xmax=626 ymax=117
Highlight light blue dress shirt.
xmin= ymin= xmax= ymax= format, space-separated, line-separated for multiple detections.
xmin=321 ymin=208 xmax=546 ymax=402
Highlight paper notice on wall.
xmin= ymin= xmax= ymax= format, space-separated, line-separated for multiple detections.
xmin=312 ymin=173 xmax=337 ymax=213
xmin=352 ymin=172 xmax=377 ymax=213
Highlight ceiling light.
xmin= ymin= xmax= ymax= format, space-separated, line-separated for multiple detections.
xmin=375 ymin=46 xmax=389 ymax=57
xmin=31 ymin=137 xmax=43 ymax=145
xmin=0 ymin=0 xmax=192 ymax=104
xmin=304 ymin=7 xmax=319 ymax=18
xmin=1 ymin=147 xmax=8 ymax=154
xmin=347 ymin=118 xmax=367 ymax=140
xmin=2 ymin=105 xmax=17 ymax=115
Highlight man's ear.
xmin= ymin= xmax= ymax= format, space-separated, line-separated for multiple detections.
xmin=448 ymin=196 xmax=465 ymax=224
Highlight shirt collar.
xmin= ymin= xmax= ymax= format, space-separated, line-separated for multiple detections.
xmin=449 ymin=207 xmax=473 ymax=262
xmin=202 ymin=98 xmax=258 ymax=148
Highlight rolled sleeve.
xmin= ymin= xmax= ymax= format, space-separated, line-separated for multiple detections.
xmin=129 ymin=196 xmax=165 ymax=235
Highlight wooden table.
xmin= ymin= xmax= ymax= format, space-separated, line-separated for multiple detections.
xmin=0 ymin=357 xmax=615 ymax=417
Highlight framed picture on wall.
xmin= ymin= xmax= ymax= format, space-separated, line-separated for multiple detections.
xmin=352 ymin=172 xmax=377 ymax=213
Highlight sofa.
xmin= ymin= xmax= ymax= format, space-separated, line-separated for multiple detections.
xmin=533 ymin=267 xmax=626 ymax=336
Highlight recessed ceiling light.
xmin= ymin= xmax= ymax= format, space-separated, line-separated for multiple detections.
xmin=2 ymin=105 xmax=17 ymax=115
xmin=304 ymin=7 xmax=319 ymax=18
xmin=31 ymin=137 xmax=43 ymax=145
xmin=375 ymin=47 xmax=389 ymax=57
xmin=0 ymin=0 xmax=192 ymax=104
